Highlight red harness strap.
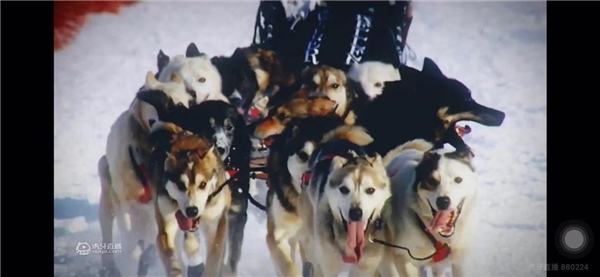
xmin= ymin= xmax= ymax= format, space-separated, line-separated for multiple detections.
xmin=128 ymin=146 xmax=153 ymax=204
xmin=228 ymin=169 xmax=239 ymax=180
xmin=301 ymin=172 xmax=312 ymax=188
xmin=137 ymin=163 xmax=152 ymax=204
xmin=301 ymin=154 xmax=338 ymax=188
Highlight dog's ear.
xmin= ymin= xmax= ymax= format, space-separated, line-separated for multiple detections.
xmin=422 ymin=57 xmax=445 ymax=78
xmin=422 ymin=150 xmax=441 ymax=163
xmin=131 ymin=99 xmax=161 ymax=133
xmin=157 ymin=50 xmax=170 ymax=72
xmin=232 ymin=47 xmax=247 ymax=59
xmin=145 ymin=71 xmax=161 ymax=90
xmin=186 ymin=43 xmax=204 ymax=58
xmin=198 ymin=143 xmax=215 ymax=159
xmin=170 ymin=73 xmax=183 ymax=84
xmin=413 ymin=150 xmax=442 ymax=191
xmin=300 ymin=66 xmax=314 ymax=81
xmin=150 ymin=122 xmax=183 ymax=150
xmin=444 ymin=149 xmax=473 ymax=165
xmin=371 ymin=153 xmax=383 ymax=167
xmin=330 ymin=155 xmax=347 ymax=172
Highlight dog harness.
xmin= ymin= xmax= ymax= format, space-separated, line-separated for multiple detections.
xmin=128 ymin=146 xmax=152 ymax=204
xmin=414 ymin=213 xmax=451 ymax=263
xmin=301 ymin=154 xmax=338 ymax=188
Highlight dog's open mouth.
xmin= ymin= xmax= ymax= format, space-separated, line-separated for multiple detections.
xmin=427 ymin=199 xmax=464 ymax=238
xmin=263 ymin=135 xmax=277 ymax=148
xmin=175 ymin=210 xmax=200 ymax=232
xmin=339 ymin=210 xmax=375 ymax=264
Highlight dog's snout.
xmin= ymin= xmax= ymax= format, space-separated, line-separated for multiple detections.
xmin=297 ymin=151 xmax=309 ymax=162
xmin=185 ymin=206 xmax=199 ymax=218
xmin=217 ymin=147 xmax=226 ymax=155
xmin=349 ymin=207 xmax=363 ymax=222
xmin=436 ymin=196 xmax=451 ymax=210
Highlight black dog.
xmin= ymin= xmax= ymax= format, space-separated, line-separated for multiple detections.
xmin=356 ymin=57 xmax=506 ymax=156
xmin=170 ymin=100 xmax=251 ymax=274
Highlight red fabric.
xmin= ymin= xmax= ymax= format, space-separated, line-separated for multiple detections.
xmin=54 ymin=1 xmax=138 ymax=51
xmin=455 ymin=124 xmax=471 ymax=138
xmin=301 ymin=172 xmax=312 ymax=187
xmin=228 ymin=169 xmax=239 ymax=180
xmin=137 ymin=163 xmax=152 ymax=203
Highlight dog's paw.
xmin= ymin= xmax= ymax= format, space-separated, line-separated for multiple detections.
xmin=137 ymin=245 xmax=157 ymax=277
xmin=187 ymin=263 xmax=205 ymax=277
xmin=302 ymin=262 xmax=314 ymax=277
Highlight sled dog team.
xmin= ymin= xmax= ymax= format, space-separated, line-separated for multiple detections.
xmin=98 ymin=43 xmax=505 ymax=277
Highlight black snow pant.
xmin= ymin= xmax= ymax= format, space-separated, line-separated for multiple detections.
xmin=250 ymin=0 xmax=413 ymax=73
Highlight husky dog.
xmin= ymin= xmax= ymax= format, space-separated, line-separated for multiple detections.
xmin=378 ymin=139 xmax=478 ymax=277
xmin=347 ymin=61 xmax=401 ymax=101
xmin=171 ymin=100 xmax=252 ymax=275
xmin=149 ymin=122 xmax=232 ymax=277
xmin=98 ymin=72 xmax=190 ymax=277
xmin=264 ymin=114 xmax=347 ymax=276
xmin=298 ymin=125 xmax=392 ymax=277
xmin=157 ymin=45 xmax=227 ymax=104
xmin=293 ymin=65 xmax=370 ymax=125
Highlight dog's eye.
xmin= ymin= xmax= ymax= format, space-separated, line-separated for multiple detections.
xmin=276 ymin=113 xmax=289 ymax=121
xmin=374 ymin=82 xmax=382 ymax=88
xmin=199 ymin=181 xmax=207 ymax=189
xmin=454 ymin=177 xmax=463 ymax=184
xmin=297 ymin=151 xmax=309 ymax=162
xmin=198 ymin=77 xmax=206 ymax=83
xmin=365 ymin=188 xmax=375 ymax=195
xmin=339 ymin=186 xmax=350 ymax=195
xmin=331 ymin=83 xmax=340 ymax=89
xmin=226 ymin=125 xmax=234 ymax=132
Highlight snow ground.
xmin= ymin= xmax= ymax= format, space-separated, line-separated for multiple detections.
xmin=54 ymin=1 xmax=547 ymax=276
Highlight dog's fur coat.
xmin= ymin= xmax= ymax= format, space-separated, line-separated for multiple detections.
xmin=98 ymin=72 xmax=191 ymax=276
xmin=297 ymin=125 xmax=392 ymax=277
xmin=377 ymin=139 xmax=478 ymax=277
xmin=356 ymin=57 xmax=505 ymax=156
xmin=149 ymin=122 xmax=232 ymax=277
xmin=264 ymin=114 xmax=347 ymax=276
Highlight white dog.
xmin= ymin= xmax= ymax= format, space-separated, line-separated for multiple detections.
xmin=157 ymin=53 xmax=228 ymax=104
xmin=377 ymin=139 xmax=478 ymax=277
xmin=347 ymin=61 xmax=401 ymax=101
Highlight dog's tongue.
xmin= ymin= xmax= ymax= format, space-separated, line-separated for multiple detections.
xmin=428 ymin=210 xmax=451 ymax=233
xmin=175 ymin=210 xmax=194 ymax=231
xmin=345 ymin=221 xmax=366 ymax=263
